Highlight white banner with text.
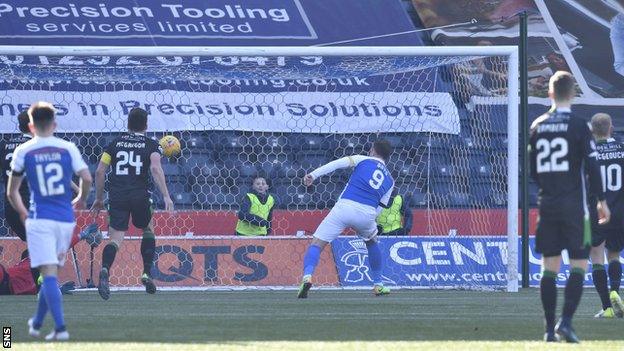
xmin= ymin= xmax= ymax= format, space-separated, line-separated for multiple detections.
xmin=0 ymin=91 xmax=461 ymax=134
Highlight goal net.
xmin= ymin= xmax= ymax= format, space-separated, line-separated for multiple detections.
xmin=0 ymin=46 xmax=518 ymax=292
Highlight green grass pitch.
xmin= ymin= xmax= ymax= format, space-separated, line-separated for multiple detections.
xmin=2 ymin=289 xmax=623 ymax=350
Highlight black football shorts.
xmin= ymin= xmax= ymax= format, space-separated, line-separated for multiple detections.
xmin=535 ymin=211 xmax=589 ymax=259
xmin=108 ymin=197 xmax=153 ymax=231
xmin=592 ymin=219 xmax=624 ymax=252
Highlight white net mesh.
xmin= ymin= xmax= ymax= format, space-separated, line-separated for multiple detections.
xmin=0 ymin=50 xmax=514 ymax=291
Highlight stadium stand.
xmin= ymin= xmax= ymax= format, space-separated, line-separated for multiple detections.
xmin=15 ymin=129 xmax=507 ymax=211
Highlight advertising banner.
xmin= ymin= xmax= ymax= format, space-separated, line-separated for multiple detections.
xmin=0 ymin=237 xmax=339 ymax=287
xmin=0 ymin=0 xmax=315 ymax=41
xmin=0 ymin=90 xmax=459 ymax=134
xmin=0 ymin=0 xmax=422 ymax=47
xmin=331 ymin=236 xmax=624 ymax=288
xmin=3 ymin=235 xmax=623 ymax=288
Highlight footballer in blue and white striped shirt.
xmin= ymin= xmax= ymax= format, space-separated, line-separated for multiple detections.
xmin=297 ymin=140 xmax=394 ymax=298
xmin=7 ymin=102 xmax=92 ymax=341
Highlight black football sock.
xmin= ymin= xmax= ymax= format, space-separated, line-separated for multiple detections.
xmin=140 ymin=229 xmax=156 ymax=276
xmin=562 ymin=268 xmax=585 ymax=324
xmin=609 ymin=259 xmax=622 ymax=293
xmin=592 ymin=264 xmax=611 ymax=310
xmin=540 ymin=270 xmax=557 ymax=334
xmin=101 ymin=242 xmax=119 ymax=271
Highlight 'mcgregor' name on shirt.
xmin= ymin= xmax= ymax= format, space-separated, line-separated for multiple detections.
xmin=116 ymin=142 xmax=146 ymax=148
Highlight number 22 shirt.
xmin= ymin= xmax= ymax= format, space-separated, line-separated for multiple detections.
xmin=529 ymin=107 xmax=604 ymax=215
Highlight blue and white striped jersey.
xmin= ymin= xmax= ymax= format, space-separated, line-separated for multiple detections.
xmin=311 ymin=155 xmax=394 ymax=208
xmin=11 ymin=136 xmax=87 ymax=222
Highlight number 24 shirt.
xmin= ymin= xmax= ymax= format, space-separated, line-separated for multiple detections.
xmin=101 ymin=133 xmax=161 ymax=201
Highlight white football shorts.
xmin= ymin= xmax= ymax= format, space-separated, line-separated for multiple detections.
xmin=26 ymin=219 xmax=76 ymax=268
xmin=313 ymin=199 xmax=378 ymax=243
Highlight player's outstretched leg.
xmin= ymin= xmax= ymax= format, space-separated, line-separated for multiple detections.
xmin=365 ymin=239 xmax=389 ymax=296
xmin=140 ymin=227 xmax=157 ymax=294
xmin=555 ymin=267 xmax=585 ymax=343
xmin=608 ymin=256 xmax=624 ymax=317
xmin=98 ymin=241 xmax=119 ymax=300
xmin=540 ymin=270 xmax=558 ymax=342
xmin=298 ymin=241 xmax=326 ymax=298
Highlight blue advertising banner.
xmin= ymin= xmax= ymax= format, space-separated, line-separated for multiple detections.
xmin=0 ymin=0 xmax=423 ymax=46
xmin=331 ymin=236 xmax=624 ymax=288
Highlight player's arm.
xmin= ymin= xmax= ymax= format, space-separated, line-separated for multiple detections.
xmin=7 ymin=173 xmax=27 ymax=221
xmin=150 ymin=152 xmax=173 ymax=212
xmin=7 ymin=147 xmax=27 ymax=222
xmin=303 ymin=155 xmax=367 ymax=186
xmin=580 ymin=121 xmax=610 ymax=224
xmin=73 ymin=169 xmax=92 ymax=209
xmin=69 ymin=144 xmax=92 ymax=210
xmin=528 ymin=126 xmax=538 ymax=183
xmin=91 ymin=150 xmax=111 ymax=213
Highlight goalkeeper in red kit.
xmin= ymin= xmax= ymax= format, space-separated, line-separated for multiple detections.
xmin=0 ymin=224 xmax=101 ymax=295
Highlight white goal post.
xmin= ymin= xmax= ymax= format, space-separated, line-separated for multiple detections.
xmin=0 ymin=45 xmax=519 ymax=292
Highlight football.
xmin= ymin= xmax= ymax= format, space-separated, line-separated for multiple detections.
xmin=159 ymin=135 xmax=181 ymax=158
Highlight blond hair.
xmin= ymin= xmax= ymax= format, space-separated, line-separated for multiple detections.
xmin=591 ymin=113 xmax=612 ymax=139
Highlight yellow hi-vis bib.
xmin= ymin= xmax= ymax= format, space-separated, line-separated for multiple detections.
xmin=236 ymin=193 xmax=275 ymax=236
xmin=377 ymin=195 xmax=403 ymax=233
